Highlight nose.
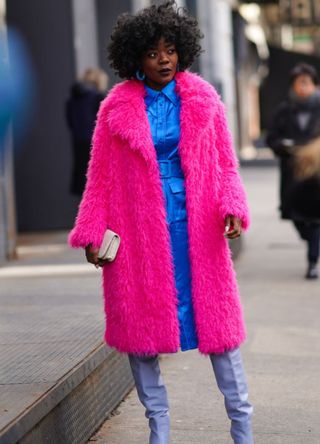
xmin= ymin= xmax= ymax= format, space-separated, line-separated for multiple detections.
xmin=159 ymin=52 xmax=169 ymax=64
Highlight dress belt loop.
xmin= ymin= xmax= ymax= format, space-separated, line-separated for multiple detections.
xmin=158 ymin=159 xmax=184 ymax=178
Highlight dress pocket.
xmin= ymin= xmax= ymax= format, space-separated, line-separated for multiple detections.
xmin=168 ymin=178 xmax=187 ymax=222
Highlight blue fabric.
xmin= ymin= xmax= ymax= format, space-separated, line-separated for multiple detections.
xmin=144 ymin=79 xmax=198 ymax=351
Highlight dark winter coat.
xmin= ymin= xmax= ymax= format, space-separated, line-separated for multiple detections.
xmin=267 ymin=94 xmax=320 ymax=221
xmin=66 ymin=82 xmax=104 ymax=195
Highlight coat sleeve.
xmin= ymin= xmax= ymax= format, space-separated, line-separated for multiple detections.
xmin=68 ymin=101 xmax=110 ymax=249
xmin=266 ymin=105 xmax=292 ymax=158
xmin=214 ymin=98 xmax=250 ymax=231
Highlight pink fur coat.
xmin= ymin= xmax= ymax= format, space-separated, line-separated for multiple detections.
xmin=68 ymin=71 xmax=250 ymax=355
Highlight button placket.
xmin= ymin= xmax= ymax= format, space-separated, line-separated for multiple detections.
xmin=158 ymin=95 xmax=165 ymax=146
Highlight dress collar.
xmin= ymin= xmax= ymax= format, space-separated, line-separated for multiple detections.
xmin=144 ymin=78 xmax=179 ymax=107
xmin=105 ymin=71 xmax=217 ymax=169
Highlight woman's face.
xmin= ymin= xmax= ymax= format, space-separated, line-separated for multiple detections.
xmin=292 ymin=74 xmax=317 ymax=99
xmin=140 ymin=36 xmax=179 ymax=90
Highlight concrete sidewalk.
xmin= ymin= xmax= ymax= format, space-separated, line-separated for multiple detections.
xmin=0 ymin=232 xmax=134 ymax=443
xmin=90 ymin=165 xmax=320 ymax=444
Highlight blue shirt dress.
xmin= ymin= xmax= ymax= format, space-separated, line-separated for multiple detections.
xmin=144 ymin=79 xmax=199 ymax=351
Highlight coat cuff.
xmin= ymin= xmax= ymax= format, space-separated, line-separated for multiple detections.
xmin=219 ymin=201 xmax=250 ymax=231
xmin=218 ymin=167 xmax=250 ymax=231
xmin=68 ymin=222 xmax=107 ymax=249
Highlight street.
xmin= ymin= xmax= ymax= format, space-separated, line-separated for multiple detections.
xmin=89 ymin=165 xmax=320 ymax=444
xmin=1 ymin=165 xmax=320 ymax=444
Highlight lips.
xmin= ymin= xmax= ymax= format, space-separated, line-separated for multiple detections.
xmin=158 ymin=68 xmax=172 ymax=74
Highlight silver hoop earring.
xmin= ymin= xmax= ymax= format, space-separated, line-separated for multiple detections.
xmin=136 ymin=69 xmax=145 ymax=81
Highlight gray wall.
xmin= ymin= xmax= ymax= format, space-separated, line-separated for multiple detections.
xmin=7 ymin=0 xmax=77 ymax=231
xmin=96 ymin=0 xmax=131 ymax=88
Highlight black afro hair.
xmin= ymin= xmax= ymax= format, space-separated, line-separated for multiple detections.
xmin=108 ymin=1 xmax=203 ymax=79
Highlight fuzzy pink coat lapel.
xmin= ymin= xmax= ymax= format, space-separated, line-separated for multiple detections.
xmin=69 ymin=71 xmax=250 ymax=355
xmin=106 ymin=71 xmax=213 ymax=170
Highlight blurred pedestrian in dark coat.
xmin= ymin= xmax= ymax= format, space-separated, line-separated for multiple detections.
xmin=267 ymin=63 xmax=320 ymax=279
xmin=66 ymin=68 xmax=108 ymax=196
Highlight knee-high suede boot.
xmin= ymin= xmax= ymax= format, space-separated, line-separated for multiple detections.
xmin=209 ymin=347 xmax=254 ymax=444
xmin=128 ymin=353 xmax=170 ymax=444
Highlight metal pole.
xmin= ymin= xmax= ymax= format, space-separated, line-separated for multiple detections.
xmin=0 ymin=0 xmax=17 ymax=263
xmin=132 ymin=0 xmax=151 ymax=12
xmin=144 ymin=0 xmax=185 ymax=9
xmin=71 ymin=0 xmax=99 ymax=77
xmin=197 ymin=0 xmax=238 ymax=146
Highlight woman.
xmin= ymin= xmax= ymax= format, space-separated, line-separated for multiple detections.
xmin=66 ymin=68 xmax=108 ymax=196
xmin=68 ymin=2 xmax=253 ymax=443
xmin=267 ymin=63 xmax=320 ymax=279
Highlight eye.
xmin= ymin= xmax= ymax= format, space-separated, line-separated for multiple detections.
xmin=147 ymin=51 xmax=157 ymax=58
xmin=168 ymin=48 xmax=176 ymax=54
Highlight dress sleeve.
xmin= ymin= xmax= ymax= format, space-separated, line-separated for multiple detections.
xmin=214 ymin=97 xmax=250 ymax=231
xmin=68 ymin=101 xmax=110 ymax=249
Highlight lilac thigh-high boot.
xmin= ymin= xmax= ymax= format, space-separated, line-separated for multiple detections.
xmin=128 ymin=353 xmax=170 ymax=444
xmin=209 ymin=347 xmax=254 ymax=444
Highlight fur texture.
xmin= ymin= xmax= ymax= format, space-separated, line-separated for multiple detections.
xmin=68 ymin=71 xmax=250 ymax=355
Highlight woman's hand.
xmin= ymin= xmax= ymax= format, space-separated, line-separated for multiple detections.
xmin=85 ymin=244 xmax=108 ymax=268
xmin=224 ymin=215 xmax=242 ymax=239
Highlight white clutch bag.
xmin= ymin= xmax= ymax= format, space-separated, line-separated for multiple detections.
xmin=98 ymin=229 xmax=121 ymax=262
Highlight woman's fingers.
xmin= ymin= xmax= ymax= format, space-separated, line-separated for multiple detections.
xmin=224 ymin=216 xmax=242 ymax=239
xmin=224 ymin=215 xmax=231 ymax=233
xmin=85 ymin=244 xmax=100 ymax=266
xmin=98 ymin=259 xmax=108 ymax=267
xmin=226 ymin=229 xmax=241 ymax=239
xmin=85 ymin=245 xmax=110 ymax=268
